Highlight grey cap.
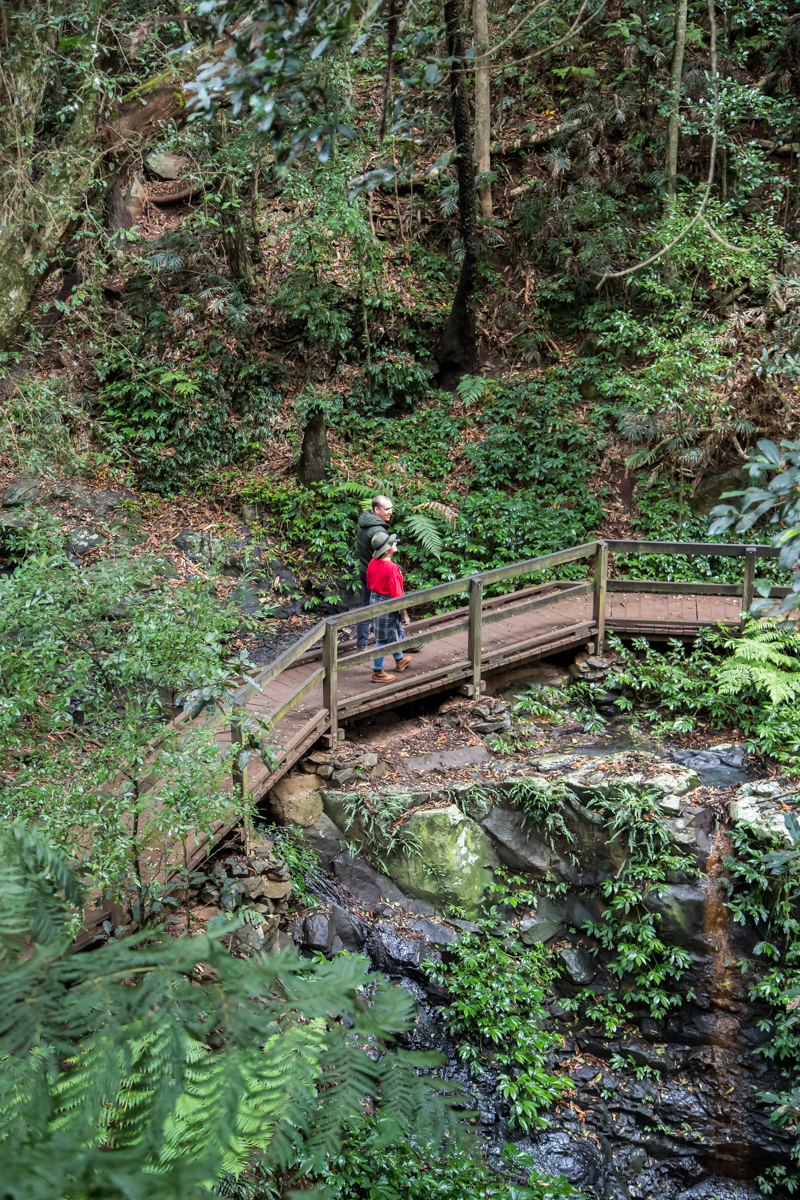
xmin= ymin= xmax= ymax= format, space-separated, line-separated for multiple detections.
xmin=371 ymin=529 xmax=397 ymax=558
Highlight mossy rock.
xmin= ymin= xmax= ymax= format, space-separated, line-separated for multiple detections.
xmin=385 ymin=804 xmax=498 ymax=917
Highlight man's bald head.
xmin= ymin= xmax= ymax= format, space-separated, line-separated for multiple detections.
xmin=372 ymin=495 xmax=393 ymax=521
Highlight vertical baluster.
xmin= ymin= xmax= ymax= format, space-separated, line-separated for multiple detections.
xmin=742 ymin=545 xmax=757 ymax=619
xmin=467 ymin=575 xmax=483 ymax=697
xmin=322 ymin=618 xmax=339 ymax=744
xmin=593 ymin=540 xmax=608 ymax=653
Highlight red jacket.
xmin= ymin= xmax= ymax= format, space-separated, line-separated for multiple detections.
xmin=366 ymin=557 xmax=404 ymax=598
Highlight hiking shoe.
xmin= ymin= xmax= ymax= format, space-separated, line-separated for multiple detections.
xmin=371 ymin=669 xmax=396 ymax=683
xmin=394 ymin=656 xmax=413 ymax=671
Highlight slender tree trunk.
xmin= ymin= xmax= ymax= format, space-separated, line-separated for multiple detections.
xmin=665 ymin=0 xmax=689 ymax=198
xmin=438 ymin=0 xmax=481 ymax=381
xmin=473 ymin=0 xmax=492 ymax=218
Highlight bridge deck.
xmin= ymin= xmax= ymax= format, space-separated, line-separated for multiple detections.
xmin=236 ymin=587 xmax=744 ymax=801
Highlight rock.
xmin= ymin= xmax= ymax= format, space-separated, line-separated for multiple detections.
xmin=659 ymin=794 xmax=682 ymax=814
xmin=370 ymin=761 xmax=390 ymax=780
xmin=471 ymin=716 xmax=512 ymax=734
xmin=331 ymin=767 xmax=357 ymax=788
xmin=384 ymin=805 xmax=499 ymax=916
xmin=519 ymin=914 xmax=563 ymax=944
xmin=4 ymin=479 xmax=41 ymax=506
xmin=299 ymin=813 xmax=345 ymax=866
xmin=644 ymin=884 xmax=707 ymax=941
xmin=529 ymin=1129 xmax=605 ymax=1189
xmin=260 ymin=878 xmax=293 ymax=900
xmin=268 ymin=775 xmax=323 ymax=828
xmin=374 ymin=925 xmax=431 ymax=970
xmin=174 ymin=529 xmax=220 ymax=564
xmin=69 ymin=527 xmax=106 ymax=555
xmin=586 ymin=656 xmax=609 ymax=669
xmin=404 ymin=745 xmax=490 ymax=773
xmin=730 ymin=794 xmax=795 ymax=846
xmin=330 ymin=903 xmax=367 ymax=951
xmin=358 ymin=752 xmax=379 ymax=768
xmin=232 ymin=921 xmax=265 ymax=955
xmin=482 ymin=807 xmax=571 ymax=880
xmin=300 ymin=759 xmax=321 ymax=774
xmin=303 ymin=912 xmax=332 ymax=951
xmin=306 ymin=750 xmax=332 ymax=765
xmin=331 ymin=852 xmax=421 ymax=911
xmin=559 ymin=945 xmax=596 ymax=984
xmin=0 ymin=509 xmax=35 ymax=533
xmin=51 ymin=483 xmax=90 ymax=505
xmin=408 ymin=916 xmax=460 ymax=946
xmin=146 ymin=150 xmax=192 ymax=179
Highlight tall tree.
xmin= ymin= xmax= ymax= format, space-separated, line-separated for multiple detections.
xmin=473 ymin=0 xmax=493 ymax=219
xmin=438 ymin=0 xmax=481 ymax=380
xmin=665 ymin=0 xmax=689 ymax=198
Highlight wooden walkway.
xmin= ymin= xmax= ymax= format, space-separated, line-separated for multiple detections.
xmin=79 ymin=537 xmax=793 ymax=942
xmin=226 ymin=538 xmax=790 ymax=802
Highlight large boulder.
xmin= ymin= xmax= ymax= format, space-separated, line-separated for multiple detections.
xmin=268 ymin=774 xmax=324 ymax=828
xmin=4 ymin=479 xmax=42 ymax=507
xmin=384 ymin=804 xmax=498 ymax=917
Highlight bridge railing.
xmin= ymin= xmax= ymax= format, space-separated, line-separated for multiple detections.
xmin=230 ymin=537 xmax=792 ymax=771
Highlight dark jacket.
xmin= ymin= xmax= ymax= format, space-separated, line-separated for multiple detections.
xmin=357 ymin=510 xmax=389 ymax=572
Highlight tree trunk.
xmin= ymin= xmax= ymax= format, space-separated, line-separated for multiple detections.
xmin=438 ymin=0 xmax=481 ymax=382
xmin=214 ymin=112 xmax=256 ymax=291
xmin=665 ymin=0 xmax=689 ymax=198
xmin=298 ymin=409 xmax=331 ymax=484
xmin=473 ymin=0 xmax=492 ymax=219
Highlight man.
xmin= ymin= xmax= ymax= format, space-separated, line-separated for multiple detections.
xmin=355 ymin=495 xmax=392 ymax=649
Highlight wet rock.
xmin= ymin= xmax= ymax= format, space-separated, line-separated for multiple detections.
xmin=374 ymin=923 xmax=432 ymax=970
xmin=530 ymin=1128 xmax=605 ymax=1189
xmin=331 ymin=903 xmax=368 ymax=951
xmin=730 ymin=793 xmax=794 ymax=846
xmin=304 ymin=911 xmax=331 ymax=951
xmin=268 ymin=775 xmax=323 ymax=828
xmin=299 ymin=813 xmax=345 ymax=866
xmin=559 ymin=945 xmax=596 ymax=984
xmin=386 ymin=805 xmax=499 ymax=916
xmin=404 ymin=745 xmax=490 ymax=773
xmin=519 ymin=913 xmax=563 ymax=944
xmin=331 ymin=852 xmax=426 ymax=912
xmin=408 ymin=916 xmax=460 ymax=946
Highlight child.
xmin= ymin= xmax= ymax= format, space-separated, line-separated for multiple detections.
xmin=366 ymin=529 xmax=414 ymax=683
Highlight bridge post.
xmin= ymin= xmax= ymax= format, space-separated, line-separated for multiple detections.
xmin=742 ymin=545 xmax=757 ymax=618
xmin=467 ymin=575 xmax=483 ymax=697
xmin=230 ymin=696 xmax=253 ymax=854
xmin=322 ymin=618 xmax=339 ymax=744
xmin=593 ymin=541 xmax=608 ymax=653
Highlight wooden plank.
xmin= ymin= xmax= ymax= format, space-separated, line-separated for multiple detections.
xmin=250 ymin=710 xmax=330 ymax=796
xmin=593 ymin=541 xmax=608 ymax=652
xmin=606 ymin=539 xmax=778 ymax=559
xmin=607 ymin=579 xmax=743 ymax=596
xmin=484 ymin=623 xmax=596 ymax=673
xmin=269 ymin=665 xmax=325 ymax=725
xmin=238 ymin=620 xmax=326 ymax=698
xmin=338 ymin=614 xmax=472 ymax=670
xmin=340 ymin=659 xmax=472 ymax=714
xmin=482 ymin=541 xmax=597 ymax=585
xmin=322 ymin=620 xmax=338 ymax=742
xmin=482 ymin=620 xmax=595 ymax=666
xmin=468 ymin=576 xmax=483 ymax=695
xmin=341 ymin=661 xmax=474 ymax=719
xmin=482 ymin=581 xmax=592 ymax=627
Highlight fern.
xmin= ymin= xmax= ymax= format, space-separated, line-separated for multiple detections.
xmin=406 ymin=512 xmax=444 ymax=558
xmin=718 ymin=619 xmax=800 ymax=704
xmin=455 ymin=374 xmax=486 ymax=406
xmin=413 ymin=500 xmax=459 ymax=529
xmin=0 ymin=824 xmax=465 ymax=1197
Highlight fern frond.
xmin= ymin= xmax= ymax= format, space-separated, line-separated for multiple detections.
xmin=405 ymin=513 xmax=443 ymax=558
xmin=413 ymin=500 xmax=459 ymax=529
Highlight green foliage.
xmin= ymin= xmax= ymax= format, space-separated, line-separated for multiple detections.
xmin=95 ymin=346 xmax=283 ymax=493
xmin=423 ymin=895 xmax=569 ymax=1132
xmin=0 ymin=532 xmax=263 ymax=911
xmin=0 ymin=824 xmax=462 ymax=1199
xmin=563 ymin=788 xmax=696 ymax=1033
xmin=338 ymin=790 xmax=421 ymax=871
xmin=710 ymin=439 xmax=800 ymax=616
xmin=717 ymin=619 xmax=800 ymax=704
xmin=321 ymin=1123 xmax=580 ymax=1200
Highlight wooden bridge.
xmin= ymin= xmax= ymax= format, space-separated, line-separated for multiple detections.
xmin=224 ymin=538 xmax=790 ymax=801
xmin=80 ymin=537 xmax=793 ymax=942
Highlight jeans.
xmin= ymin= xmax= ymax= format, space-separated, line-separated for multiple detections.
xmin=356 ymin=569 xmax=370 ymax=647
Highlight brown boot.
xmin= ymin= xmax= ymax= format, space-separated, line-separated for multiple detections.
xmin=371 ymin=669 xmax=396 ymax=683
xmin=394 ymin=655 xmax=413 ymax=672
